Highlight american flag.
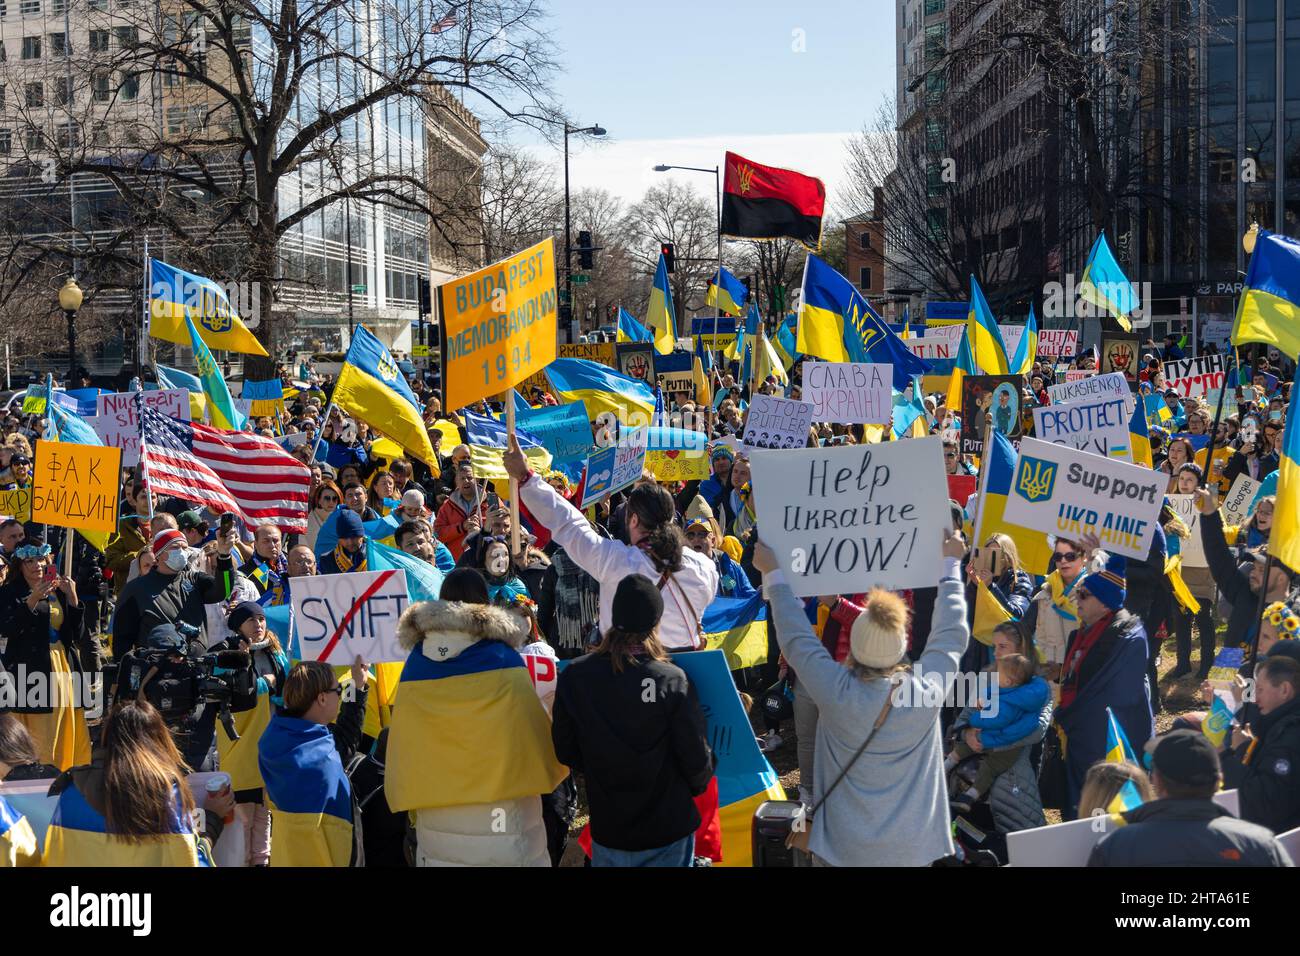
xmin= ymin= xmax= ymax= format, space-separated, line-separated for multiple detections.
xmin=430 ymin=10 xmax=458 ymax=33
xmin=138 ymin=403 xmax=311 ymax=534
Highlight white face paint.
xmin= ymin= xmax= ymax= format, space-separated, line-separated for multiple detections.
xmin=485 ymin=543 xmax=510 ymax=577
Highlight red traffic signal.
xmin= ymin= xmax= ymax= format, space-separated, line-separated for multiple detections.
xmin=660 ymin=242 xmax=675 ymax=273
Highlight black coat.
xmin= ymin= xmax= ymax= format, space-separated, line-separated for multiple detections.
xmin=0 ymin=580 xmax=90 ymax=714
xmin=1201 ymin=511 xmax=1267 ymax=648
xmin=1236 ymin=696 xmax=1300 ymax=835
xmin=551 ymin=651 xmax=713 ymax=852
xmin=1087 ymin=798 xmax=1290 ymax=866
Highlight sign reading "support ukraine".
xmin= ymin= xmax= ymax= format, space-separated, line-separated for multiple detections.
xmin=439 ymin=237 xmax=558 ymax=410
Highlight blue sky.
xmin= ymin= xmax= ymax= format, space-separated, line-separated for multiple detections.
xmin=517 ymin=0 xmax=897 ymax=210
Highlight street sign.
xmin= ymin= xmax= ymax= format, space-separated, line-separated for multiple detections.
xmin=351 ymin=284 xmax=367 ymax=294
xmin=571 ymin=274 xmax=590 ymax=285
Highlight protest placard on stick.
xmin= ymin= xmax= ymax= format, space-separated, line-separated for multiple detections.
xmin=802 ymin=362 xmax=892 ymax=424
xmin=743 ymin=394 xmax=814 ymax=450
xmin=292 ymin=570 xmax=411 ymax=664
xmin=1163 ymin=354 xmax=1226 ymax=400
xmin=31 ymin=441 xmax=121 ymax=534
xmin=1032 ymin=395 xmax=1132 ymax=459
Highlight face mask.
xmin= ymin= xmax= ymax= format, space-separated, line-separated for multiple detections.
xmin=163 ymin=548 xmax=189 ymax=572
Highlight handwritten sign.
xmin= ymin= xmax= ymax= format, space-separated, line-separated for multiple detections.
xmin=92 ymin=389 xmax=190 ymax=467
xmin=749 ymin=439 xmax=948 ymax=597
xmin=615 ymin=342 xmax=656 ymax=385
xmin=31 ymin=441 xmax=122 ymax=533
xmin=1163 ymin=354 xmax=1226 ymax=400
xmin=1037 ymin=329 xmax=1080 ymax=358
xmin=516 ymin=401 xmax=592 ymax=463
xmin=580 ymin=427 xmax=649 ymax=508
xmin=802 ymin=362 xmax=892 ymax=424
xmin=1165 ymin=494 xmax=1208 ymax=568
xmin=743 ymin=394 xmax=814 ymax=450
xmin=1064 ymin=369 xmax=1094 ymax=383
xmin=439 ymin=237 xmax=557 ymax=410
xmin=1032 ymin=395 xmax=1132 ymax=459
xmin=646 ymin=448 xmax=709 ymax=481
xmin=1001 ymin=437 xmax=1164 ymax=560
xmin=1046 ymin=371 xmax=1130 ymax=406
xmin=292 ymin=569 xmax=411 ymax=664
xmin=960 ymin=375 xmax=1024 ymax=456
xmin=0 ymin=486 xmax=31 ymax=523
xmin=654 ymin=350 xmax=695 ymax=396
xmin=1222 ymin=474 xmax=1261 ymax=526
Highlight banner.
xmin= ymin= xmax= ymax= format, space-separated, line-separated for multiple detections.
xmin=1046 ymin=371 xmax=1130 ymax=406
xmin=93 ymin=389 xmax=190 ymax=467
xmin=1037 ymin=329 xmax=1080 ymax=358
xmin=439 ymin=237 xmax=558 ymax=410
xmin=1100 ymin=333 xmax=1142 ymax=385
xmin=31 ymin=441 xmax=122 ymax=534
xmin=960 ymin=375 xmax=1024 ymax=456
xmin=614 ymin=342 xmax=656 ymax=385
xmin=1222 ymin=474 xmax=1261 ymax=526
xmin=654 ymin=350 xmax=695 ymax=396
xmin=690 ymin=316 xmax=738 ymax=351
xmin=749 ymin=438 xmax=948 ymax=598
xmin=743 ymin=394 xmax=814 ymax=450
xmin=1031 ymin=395 xmax=1132 ymax=459
xmin=802 ymin=362 xmax=892 ymax=424
xmin=519 ymin=342 xmax=616 ymax=396
xmin=292 ymin=569 xmax=411 ymax=664
xmin=580 ymin=427 xmax=649 ymax=508
xmin=0 ymin=486 xmax=32 ymax=522
xmin=516 ymin=402 xmax=592 ymax=464
xmin=1163 ymin=354 xmax=1226 ymax=400
xmin=1165 ymin=494 xmax=1208 ymax=568
xmin=1001 ymin=437 xmax=1165 ymax=560
xmin=646 ymin=448 xmax=709 ymax=481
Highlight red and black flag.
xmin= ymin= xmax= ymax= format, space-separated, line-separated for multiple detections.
xmin=720 ymin=151 xmax=825 ymax=249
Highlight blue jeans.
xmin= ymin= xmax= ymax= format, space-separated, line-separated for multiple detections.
xmin=590 ymin=834 xmax=695 ymax=867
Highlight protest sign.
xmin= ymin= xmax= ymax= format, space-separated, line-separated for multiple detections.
xmin=904 ymin=324 xmax=963 ymax=361
xmin=93 ymin=389 xmax=190 ymax=467
xmin=1100 ymin=333 xmax=1142 ymax=385
xmin=519 ymin=341 xmax=616 ymax=396
xmin=654 ymin=350 xmax=694 ymax=396
xmin=614 ymin=342 xmax=656 ymax=385
xmin=802 ymin=362 xmax=892 ymax=424
xmin=690 ymin=316 xmax=738 ymax=352
xmin=292 ymin=569 xmax=411 ymax=664
xmin=580 ymin=426 xmax=649 ymax=508
xmin=743 ymin=394 xmax=814 ymax=450
xmin=0 ymin=486 xmax=31 ymax=522
xmin=749 ymin=438 xmax=948 ymax=598
xmin=1037 ymin=329 xmax=1080 ymax=358
xmin=31 ymin=441 xmax=122 ymax=534
xmin=960 ymin=375 xmax=1024 ymax=456
xmin=646 ymin=448 xmax=709 ymax=481
xmin=1032 ymin=395 xmax=1132 ymax=459
xmin=947 ymin=473 xmax=977 ymax=507
xmin=1064 ymin=369 xmax=1093 ymax=383
xmin=1222 ymin=474 xmax=1261 ymax=526
xmin=1165 ymin=494 xmax=1208 ymax=568
xmin=999 ymin=325 xmax=1025 ymax=362
xmin=1163 ymin=354 xmax=1226 ymax=400
xmin=517 ymin=401 xmax=591 ymax=463
xmin=1046 ymin=371 xmax=1129 ymax=406
xmin=439 ymin=237 xmax=557 ymax=410
xmin=1001 ymin=437 xmax=1165 ymax=560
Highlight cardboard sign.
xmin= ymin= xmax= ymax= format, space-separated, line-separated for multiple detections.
xmin=615 ymin=342 xmax=657 ymax=385
xmin=1100 ymin=333 xmax=1142 ymax=385
xmin=519 ymin=341 xmax=615 ymax=397
xmin=960 ymin=375 xmax=1024 ymax=456
xmin=0 ymin=486 xmax=32 ymax=523
xmin=580 ymin=427 xmax=649 ymax=508
xmin=1001 ymin=437 xmax=1165 ymax=560
xmin=1037 ymin=329 xmax=1080 ymax=358
xmin=654 ymin=350 xmax=695 ymax=396
xmin=1046 ymin=371 xmax=1129 ymax=406
xmin=646 ymin=448 xmax=709 ymax=481
xmin=1165 ymin=494 xmax=1207 ymax=568
xmin=292 ymin=569 xmax=411 ymax=664
xmin=439 ymin=237 xmax=558 ymax=410
xmin=1032 ymin=395 xmax=1132 ymax=459
xmin=743 ymin=394 xmax=814 ymax=450
xmin=1163 ymin=354 xmax=1226 ymax=400
xmin=31 ymin=441 xmax=122 ymax=534
xmin=93 ymin=389 xmax=190 ymax=467
xmin=516 ymin=401 xmax=592 ymax=463
xmin=749 ymin=439 xmax=948 ymax=598
xmin=904 ymin=325 xmax=963 ymax=361
xmin=802 ymin=362 xmax=892 ymax=424
xmin=1222 ymin=474 xmax=1261 ymax=526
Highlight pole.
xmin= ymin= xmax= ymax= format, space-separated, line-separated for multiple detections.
xmin=345 ymin=194 xmax=355 ymax=337
xmin=504 ymin=392 xmax=522 ymax=560
xmin=563 ymin=125 xmax=572 ymax=335
xmin=66 ymin=307 xmax=76 ymax=381
xmin=309 ymin=401 xmax=337 ymax=465
xmin=713 ymin=165 xmax=722 ymax=369
xmin=139 ymin=237 xmax=150 ymax=379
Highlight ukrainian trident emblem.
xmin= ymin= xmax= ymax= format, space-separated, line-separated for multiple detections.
xmin=736 ymin=163 xmax=756 ymax=194
xmin=1015 ymin=456 xmax=1057 ymax=503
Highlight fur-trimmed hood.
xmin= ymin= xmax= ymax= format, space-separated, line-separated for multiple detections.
xmin=396 ymin=600 xmax=530 ymax=653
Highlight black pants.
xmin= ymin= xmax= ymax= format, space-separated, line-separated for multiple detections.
xmin=541 ymin=775 xmax=577 ymax=867
xmin=1175 ymin=602 xmax=1217 ymax=675
xmin=1141 ymin=586 xmax=1171 ymax=709
xmin=180 ymin=704 xmax=218 ymax=772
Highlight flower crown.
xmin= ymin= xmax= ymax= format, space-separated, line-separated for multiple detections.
xmin=1265 ymin=600 xmax=1300 ymax=641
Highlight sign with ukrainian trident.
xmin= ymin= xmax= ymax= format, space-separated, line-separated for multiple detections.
xmin=1001 ymin=438 xmax=1165 ymax=560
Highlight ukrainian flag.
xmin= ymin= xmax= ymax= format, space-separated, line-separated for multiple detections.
xmin=702 ymin=594 xmax=770 ymax=670
xmin=1129 ymin=398 xmax=1153 ymax=468
xmin=773 ymin=314 xmax=800 ymax=371
xmin=1143 ymin=392 xmax=1173 ymax=425
xmin=1079 ymin=232 xmax=1138 ymax=332
xmin=148 ymin=257 xmax=268 ymax=356
xmin=385 ymin=637 xmax=566 ymax=814
xmin=544 ymin=357 xmax=655 ymax=426
xmin=42 ymin=780 xmax=208 ymax=866
xmin=1202 ymin=694 xmax=1235 ymax=749
xmin=739 ymin=303 xmax=760 ymax=383
xmin=184 ymin=312 xmax=247 ymax=431
xmin=1234 ymin=229 xmax=1300 ymax=359
xmin=1105 ymin=779 xmax=1146 ymax=814
xmin=259 ymin=713 xmax=354 ymax=867
xmin=972 ymin=578 xmax=1014 ymax=645
xmin=647 ymin=251 xmax=677 ymax=355
xmin=967 ymin=276 xmax=1011 ymax=375
xmin=892 ymin=373 xmax=927 ymax=440
xmin=333 ymin=325 xmax=437 ymax=467
xmin=464 ymin=409 xmax=552 ymax=481
xmin=706 ymin=267 xmax=748 ymax=316
xmin=156 ymin=364 xmax=207 ymax=420
xmin=973 ymin=431 xmax=1054 ymax=576
xmin=1104 ymin=705 xmax=1137 ymax=764
xmin=0 ymin=796 xmax=38 ymax=867
xmin=1010 ymin=304 xmax=1038 ymax=375
xmin=1269 ymin=380 xmax=1300 ymax=573
xmin=616 ymin=308 xmax=653 ymax=344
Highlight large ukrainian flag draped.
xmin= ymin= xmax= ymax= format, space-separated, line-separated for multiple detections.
xmin=0 ymin=796 xmax=39 ymax=867
xmin=333 ymin=325 xmax=437 ymax=467
xmin=544 ymin=358 xmax=655 ymax=425
xmin=259 ymin=715 xmax=353 ymax=867
xmin=43 ymin=780 xmax=208 ymax=866
xmin=647 ymin=251 xmax=677 ymax=355
xmin=1079 ymin=232 xmax=1138 ymax=332
xmin=1269 ymin=379 xmax=1300 ymax=572
xmin=1234 ymin=229 xmax=1300 ymax=360
xmin=706 ymin=266 xmax=748 ymax=316
xmin=184 ymin=312 xmax=247 ymax=431
xmin=974 ymin=431 xmax=1054 ymax=576
xmin=147 ymin=257 xmax=268 ymax=356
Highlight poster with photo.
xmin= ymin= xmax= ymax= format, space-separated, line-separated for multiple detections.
xmin=615 ymin=342 xmax=656 ymax=386
xmin=1100 ymin=333 xmax=1142 ymax=387
xmin=960 ymin=375 xmax=1024 ymax=457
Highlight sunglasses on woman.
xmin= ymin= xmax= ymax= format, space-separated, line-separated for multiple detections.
xmin=320 ymin=494 xmax=339 ymax=503
xmin=1056 ymin=550 xmax=1083 ymax=562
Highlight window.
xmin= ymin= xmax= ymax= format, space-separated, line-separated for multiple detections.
xmin=55 ymin=76 xmax=71 ymax=105
xmin=859 ymin=267 xmax=873 ymax=290
xmin=0 ymin=84 xmax=5 ymax=107
xmin=859 ymin=231 xmax=872 ymax=250
xmin=52 ymin=0 xmax=65 ymax=10
xmin=119 ymin=72 xmax=138 ymax=100
xmin=113 ymin=26 xmax=138 ymax=49
xmin=0 ymin=2 xmax=7 ymax=17
xmin=21 ymin=35 xmax=40 ymax=59
xmin=924 ymin=0 xmax=945 ymax=13
xmin=89 ymin=30 xmax=108 ymax=53
xmin=926 ymin=117 xmax=945 ymax=153
xmin=0 ymin=130 xmax=9 ymax=155
xmin=88 ymin=0 xmax=107 ymax=9
xmin=90 ymin=121 xmax=108 ymax=146
xmin=25 ymin=81 xmax=42 ymax=108
xmin=56 ymin=120 xmax=77 ymax=149
xmin=49 ymin=32 xmax=66 ymax=56
xmin=25 ymin=125 xmax=42 ymax=151
xmin=20 ymin=0 xmax=39 ymax=15
xmin=925 ymin=23 xmax=946 ymax=64
xmin=166 ymin=105 xmax=185 ymax=134
xmin=91 ymin=72 xmax=110 ymax=101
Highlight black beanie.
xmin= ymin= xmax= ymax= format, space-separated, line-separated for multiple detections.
xmin=612 ymin=574 xmax=663 ymax=633
xmin=228 ymin=600 xmax=266 ymax=634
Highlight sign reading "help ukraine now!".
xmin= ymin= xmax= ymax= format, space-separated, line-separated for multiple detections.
xmin=440 ymin=238 xmax=557 ymax=410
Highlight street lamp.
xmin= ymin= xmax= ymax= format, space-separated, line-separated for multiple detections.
xmin=653 ymin=163 xmax=722 ymax=345
xmin=58 ymin=276 xmax=83 ymax=381
xmin=564 ymin=123 xmax=605 ymax=332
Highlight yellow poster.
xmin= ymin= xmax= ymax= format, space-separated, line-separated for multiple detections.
xmin=646 ymin=449 xmax=709 ymax=481
xmin=0 ymin=486 xmax=32 ymax=522
xmin=519 ymin=342 xmax=617 ymax=397
xmin=31 ymin=442 xmax=122 ymax=533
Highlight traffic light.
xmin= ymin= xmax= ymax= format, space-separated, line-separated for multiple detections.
xmin=577 ymin=230 xmax=594 ymax=270
xmin=417 ymin=277 xmax=431 ymax=318
xmin=660 ymin=242 xmax=675 ymax=273
xmin=741 ymin=275 xmax=753 ymax=297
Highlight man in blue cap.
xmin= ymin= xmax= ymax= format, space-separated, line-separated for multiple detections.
xmin=318 ymin=509 xmax=368 ymax=574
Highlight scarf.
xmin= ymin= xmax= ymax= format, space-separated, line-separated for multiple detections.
xmin=1060 ymin=611 xmax=1113 ymax=710
xmin=252 ymin=553 xmax=290 ymax=606
xmin=332 ymin=541 xmax=367 ymax=573
xmin=1047 ymin=570 xmax=1081 ymax=625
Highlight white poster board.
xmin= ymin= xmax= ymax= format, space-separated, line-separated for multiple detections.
xmin=1046 ymin=371 xmax=1130 ymax=407
xmin=93 ymin=389 xmax=191 ymax=467
xmin=292 ymin=569 xmax=412 ymax=664
xmin=802 ymin=362 xmax=892 ymax=424
xmin=743 ymin=394 xmax=815 ymax=450
xmin=1166 ymin=494 xmax=1208 ymax=568
xmin=1221 ymin=474 xmax=1261 ymax=527
xmin=1032 ymin=395 xmax=1132 ymax=460
xmin=1163 ymin=354 xmax=1226 ymax=400
xmin=580 ymin=426 xmax=649 ymax=508
xmin=749 ymin=438 xmax=947 ymax=598
xmin=1001 ymin=437 xmax=1165 ymax=560
xmin=1038 ymin=329 xmax=1080 ymax=358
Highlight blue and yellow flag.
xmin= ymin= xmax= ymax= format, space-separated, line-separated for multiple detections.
xmin=973 ymin=431 xmax=1054 ymax=576
xmin=616 ymin=307 xmax=653 ymax=343
xmin=333 ymin=325 xmax=436 ymax=467
xmin=647 ymin=251 xmax=677 ymax=355
xmin=464 ymin=409 xmax=553 ymax=481
xmin=773 ymin=314 xmax=800 ymax=371
xmin=1105 ymin=779 xmax=1146 ymax=814
xmin=1105 ymin=706 xmax=1137 ymax=764
xmin=156 ymin=363 xmax=207 ymax=420
xmin=148 ymin=257 xmax=268 ymax=356
xmin=702 ymin=594 xmax=769 ymax=670
xmin=1270 ymin=379 xmax=1300 ymax=573
xmin=1234 ymin=228 xmax=1300 ymax=362
xmin=544 ymin=357 xmax=655 ymax=425
xmin=967 ymin=276 xmax=1011 ymax=375
xmin=1079 ymin=232 xmax=1138 ymax=332
xmin=1202 ymin=694 xmax=1235 ymax=749
xmin=972 ymin=578 xmax=1014 ymax=645
xmin=1128 ymin=396 xmax=1153 ymax=469
xmin=706 ymin=267 xmax=748 ymax=316
xmin=259 ymin=714 xmax=353 ymax=867
xmin=43 ymin=780 xmax=208 ymax=867
xmin=1010 ymin=304 xmax=1038 ymax=376
xmin=945 ymin=322 xmax=979 ymax=412
xmin=754 ymin=328 xmax=788 ymax=388
xmin=892 ymin=373 xmax=927 ymax=440
xmin=0 ymin=796 xmax=38 ymax=867
xmin=184 ymin=312 xmax=247 ymax=431
xmin=739 ymin=303 xmax=760 ymax=383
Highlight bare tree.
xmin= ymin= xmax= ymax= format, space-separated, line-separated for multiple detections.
xmin=731 ymin=238 xmax=803 ymax=321
xmin=620 ymin=179 xmax=715 ymax=327
xmin=568 ymin=186 xmax=640 ymax=329
xmin=479 ymin=147 xmax=561 ymax=266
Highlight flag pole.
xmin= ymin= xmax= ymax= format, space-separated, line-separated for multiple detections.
xmin=1248 ymin=553 xmax=1275 ymax=669
xmin=308 ymin=402 xmax=337 ymax=465
xmin=140 ymin=238 xmax=151 ymax=379
xmin=504 ymin=390 xmax=522 ymax=560
xmin=41 ymin=372 xmax=53 ymax=546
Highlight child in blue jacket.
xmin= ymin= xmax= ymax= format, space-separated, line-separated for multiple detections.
xmin=945 ymin=654 xmax=1051 ymax=814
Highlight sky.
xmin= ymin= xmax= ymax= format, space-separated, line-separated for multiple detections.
xmin=513 ymin=0 xmax=897 ymax=215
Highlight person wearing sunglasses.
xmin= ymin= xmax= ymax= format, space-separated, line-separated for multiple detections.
xmin=1023 ymin=535 xmax=1104 ymax=682
xmin=304 ymin=479 xmax=344 ymax=553
xmin=943 ymin=440 xmax=973 ymax=477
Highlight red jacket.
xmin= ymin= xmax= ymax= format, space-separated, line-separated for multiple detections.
xmin=434 ymin=493 xmax=490 ymax=559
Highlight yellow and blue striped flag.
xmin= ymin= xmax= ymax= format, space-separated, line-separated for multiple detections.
xmin=184 ymin=312 xmax=247 ymax=431
xmin=946 ymin=322 xmax=978 ymax=412
xmin=971 ymin=431 xmax=1054 ymax=576
xmin=773 ymin=314 xmax=800 ymax=371
xmin=259 ymin=714 xmax=353 ymax=867
xmin=968 ymin=275 xmax=1011 ymax=375
xmin=702 ymin=594 xmax=770 ymax=670
xmin=647 ymin=251 xmax=677 ymax=355
xmin=616 ymin=307 xmax=653 ymax=343
xmin=148 ymin=257 xmax=268 ymax=356
xmin=43 ymin=779 xmax=208 ymax=867
xmin=0 ymin=796 xmax=38 ymax=867
xmin=1080 ymin=232 xmax=1138 ymax=332
xmin=1202 ymin=694 xmax=1235 ymax=749
xmin=1129 ymin=395 xmax=1153 ymax=468
xmin=706 ymin=266 xmax=749 ymax=316
xmin=333 ymin=325 xmax=436 ymax=467
xmin=544 ymin=357 xmax=655 ymax=425
xmin=1009 ymin=304 xmax=1038 ymax=375
xmin=1106 ymin=779 xmax=1146 ymax=814
xmin=1233 ymin=229 xmax=1300 ymax=359
xmin=1269 ymin=379 xmax=1300 ymax=572
xmin=1105 ymin=706 xmax=1137 ymax=763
